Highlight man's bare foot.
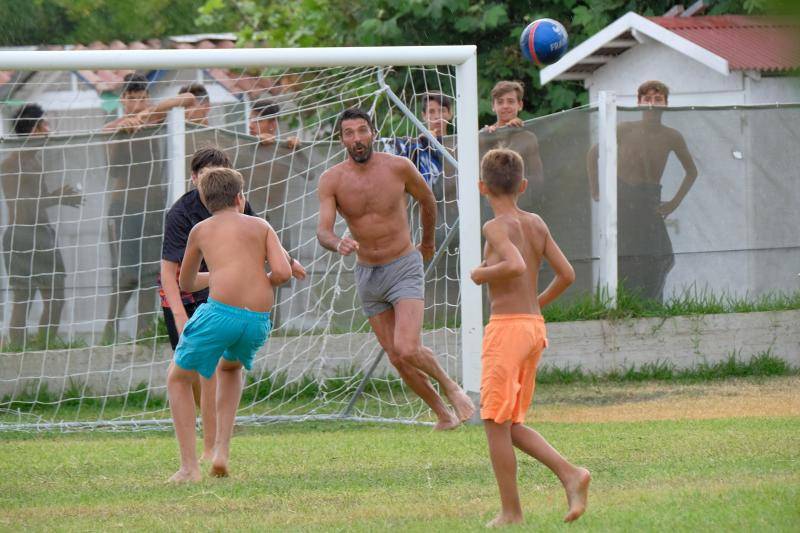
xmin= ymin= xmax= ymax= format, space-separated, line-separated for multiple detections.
xmin=446 ymin=387 xmax=476 ymax=422
xmin=563 ymin=467 xmax=591 ymax=522
xmin=434 ymin=410 xmax=460 ymax=431
xmin=486 ymin=513 xmax=523 ymax=528
xmin=167 ymin=467 xmax=201 ymax=483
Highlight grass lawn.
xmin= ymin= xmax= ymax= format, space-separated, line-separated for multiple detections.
xmin=1 ymin=376 xmax=798 ymax=531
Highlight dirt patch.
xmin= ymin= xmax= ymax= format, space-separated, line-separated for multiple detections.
xmin=530 ymin=376 xmax=800 ymax=423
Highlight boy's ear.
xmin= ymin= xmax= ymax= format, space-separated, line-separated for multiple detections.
xmin=478 ymin=180 xmax=490 ymax=196
xmin=518 ymin=178 xmax=528 ymax=194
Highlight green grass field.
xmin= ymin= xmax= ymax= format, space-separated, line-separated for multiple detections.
xmin=2 ymin=377 xmax=798 ymax=531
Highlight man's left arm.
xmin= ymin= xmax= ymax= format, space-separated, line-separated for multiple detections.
xmin=658 ymin=132 xmax=698 ymax=217
xmin=402 ymin=158 xmax=436 ymax=260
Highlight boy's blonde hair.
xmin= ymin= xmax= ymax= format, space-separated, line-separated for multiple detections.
xmin=481 ymin=148 xmax=524 ymax=195
xmin=490 ymin=80 xmax=524 ymax=102
xmin=198 ymin=166 xmax=244 ymax=212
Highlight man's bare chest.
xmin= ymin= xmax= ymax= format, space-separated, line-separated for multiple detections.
xmin=335 ymin=176 xmax=405 ymax=218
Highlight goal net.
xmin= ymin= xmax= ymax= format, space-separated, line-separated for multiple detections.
xmin=0 ymin=47 xmax=482 ymax=431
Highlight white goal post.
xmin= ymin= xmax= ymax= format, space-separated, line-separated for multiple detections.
xmin=0 ymin=46 xmax=483 ymax=430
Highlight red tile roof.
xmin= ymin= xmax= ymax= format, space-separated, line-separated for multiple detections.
xmin=1 ymin=35 xmax=296 ymax=100
xmin=649 ymin=15 xmax=800 ymax=72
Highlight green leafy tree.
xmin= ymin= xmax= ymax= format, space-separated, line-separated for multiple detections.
xmin=0 ymin=0 xmax=213 ymax=46
xmin=198 ymin=0 xmax=769 ymax=121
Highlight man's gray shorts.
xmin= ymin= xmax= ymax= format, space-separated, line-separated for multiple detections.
xmin=355 ymin=250 xmax=424 ymax=317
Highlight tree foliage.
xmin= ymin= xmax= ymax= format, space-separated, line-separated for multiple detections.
xmin=0 ymin=0 xmax=774 ymax=119
xmin=197 ymin=0 xmax=768 ymax=120
xmin=0 ymin=0 xmax=208 ymax=45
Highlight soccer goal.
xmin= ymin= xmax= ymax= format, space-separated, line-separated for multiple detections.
xmin=0 ymin=46 xmax=483 ymax=431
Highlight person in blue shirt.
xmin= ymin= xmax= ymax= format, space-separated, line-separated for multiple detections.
xmin=386 ymin=92 xmax=452 ymax=188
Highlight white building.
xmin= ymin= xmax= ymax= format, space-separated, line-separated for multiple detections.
xmin=542 ymin=10 xmax=800 ymax=299
xmin=542 ymin=11 xmax=800 ymax=105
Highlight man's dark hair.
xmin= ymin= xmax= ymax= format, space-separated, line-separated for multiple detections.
xmin=251 ymin=99 xmax=280 ymax=119
xmin=336 ymin=107 xmax=374 ymax=136
xmin=190 ymin=146 xmax=232 ymax=175
xmin=179 ymin=83 xmax=209 ymax=102
xmin=422 ymin=92 xmax=451 ymax=111
xmin=13 ymin=104 xmax=45 ymax=135
xmin=122 ymin=73 xmax=148 ymax=95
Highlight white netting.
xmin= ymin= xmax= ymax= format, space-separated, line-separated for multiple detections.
xmin=0 ymin=63 xmax=463 ymax=430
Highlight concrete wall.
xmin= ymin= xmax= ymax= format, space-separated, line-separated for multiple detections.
xmin=2 ymin=310 xmax=797 ymax=399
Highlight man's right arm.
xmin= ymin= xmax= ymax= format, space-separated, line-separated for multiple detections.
xmin=316 ymin=170 xmax=358 ymax=255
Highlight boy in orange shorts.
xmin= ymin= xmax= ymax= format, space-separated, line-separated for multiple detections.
xmin=470 ymin=148 xmax=591 ymax=527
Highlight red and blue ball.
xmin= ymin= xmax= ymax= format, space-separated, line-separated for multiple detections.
xmin=520 ymin=18 xmax=569 ymax=66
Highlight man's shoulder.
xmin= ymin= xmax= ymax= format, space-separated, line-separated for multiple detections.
xmin=378 ymin=151 xmax=416 ymax=173
xmin=321 ymin=160 xmax=347 ymax=180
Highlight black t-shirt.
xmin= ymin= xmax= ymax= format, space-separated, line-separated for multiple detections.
xmin=158 ymin=189 xmax=255 ymax=307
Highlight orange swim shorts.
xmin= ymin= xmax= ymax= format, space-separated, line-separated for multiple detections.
xmin=480 ymin=314 xmax=548 ymax=424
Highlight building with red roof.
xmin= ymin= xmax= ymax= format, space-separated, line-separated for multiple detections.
xmin=542 ymin=8 xmax=799 ymax=106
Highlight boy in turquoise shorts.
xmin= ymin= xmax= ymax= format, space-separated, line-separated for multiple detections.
xmin=166 ymin=166 xmax=305 ymax=482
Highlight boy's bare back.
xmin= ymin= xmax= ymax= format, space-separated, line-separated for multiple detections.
xmin=482 ymin=210 xmax=545 ymax=315
xmin=187 ymin=212 xmax=285 ymax=312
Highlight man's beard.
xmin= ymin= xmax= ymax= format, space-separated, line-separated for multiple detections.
xmin=348 ymin=142 xmax=373 ymax=163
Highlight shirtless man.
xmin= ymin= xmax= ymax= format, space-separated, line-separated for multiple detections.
xmin=587 ymin=80 xmax=698 ymax=301
xmin=316 ymin=107 xmax=474 ymax=429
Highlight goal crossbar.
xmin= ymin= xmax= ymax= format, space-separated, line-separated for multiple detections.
xmin=0 ymin=46 xmax=477 ymax=71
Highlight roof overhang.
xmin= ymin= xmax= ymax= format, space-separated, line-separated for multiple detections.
xmin=541 ymin=12 xmax=730 ymax=84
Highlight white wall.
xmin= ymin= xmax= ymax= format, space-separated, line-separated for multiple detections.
xmin=587 ymin=39 xmax=745 ymax=106
xmin=747 ymin=75 xmax=800 ymax=104
xmin=586 ymin=38 xmax=800 ymax=107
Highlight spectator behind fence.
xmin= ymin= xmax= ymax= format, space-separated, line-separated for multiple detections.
xmin=102 ymin=73 xmax=167 ymax=341
xmin=479 ymin=81 xmax=544 ymax=190
xmin=104 ymin=79 xmax=209 ymax=132
xmin=1 ymin=104 xmax=82 ymax=347
xmin=388 ymin=92 xmax=453 ymax=188
xmin=243 ymin=99 xmax=303 ymax=251
xmin=587 ymin=80 xmax=698 ymax=302
xmin=249 ymin=99 xmax=300 ymax=150
xmin=383 ymin=93 xmax=459 ymax=249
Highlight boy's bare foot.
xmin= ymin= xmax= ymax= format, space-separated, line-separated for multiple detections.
xmin=210 ymin=462 xmax=229 ymax=478
xmin=486 ymin=513 xmax=523 ymax=528
xmin=210 ymin=452 xmax=229 ymax=477
xmin=167 ymin=467 xmax=201 ymax=483
xmin=446 ymin=387 xmax=476 ymax=422
xmin=563 ymin=467 xmax=591 ymax=522
xmin=434 ymin=410 xmax=460 ymax=431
